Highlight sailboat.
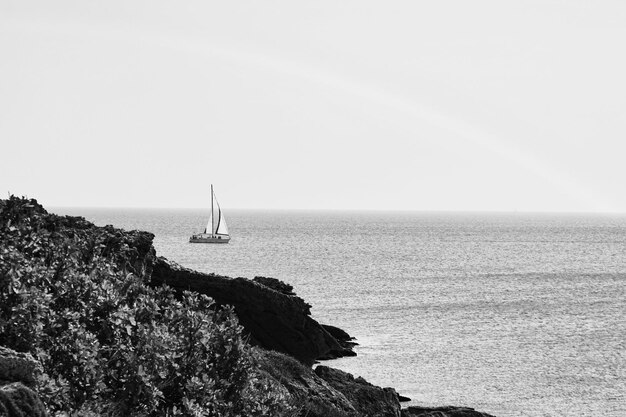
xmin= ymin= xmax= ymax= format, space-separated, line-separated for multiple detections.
xmin=189 ymin=184 xmax=231 ymax=243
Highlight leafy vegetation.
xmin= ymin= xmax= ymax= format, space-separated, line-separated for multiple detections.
xmin=0 ymin=196 xmax=293 ymax=416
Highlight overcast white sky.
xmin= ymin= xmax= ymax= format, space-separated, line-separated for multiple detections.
xmin=2 ymin=1 xmax=626 ymax=211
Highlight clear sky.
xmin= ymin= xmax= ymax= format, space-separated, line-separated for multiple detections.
xmin=2 ymin=1 xmax=626 ymax=211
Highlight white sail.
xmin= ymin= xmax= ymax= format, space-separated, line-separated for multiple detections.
xmin=215 ymin=208 xmax=229 ymax=236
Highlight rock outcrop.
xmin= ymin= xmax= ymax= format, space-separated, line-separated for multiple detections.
xmin=315 ymin=366 xmax=402 ymax=417
xmin=0 ymin=347 xmax=41 ymax=388
xmin=402 ymin=405 xmax=497 ymax=417
xmin=0 ymin=347 xmax=47 ymax=417
xmin=256 ymin=349 xmax=357 ymax=416
xmin=257 ymin=349 xmax=406 ymax=417
xmin=151 ymin=258 xmax=356 ymax=365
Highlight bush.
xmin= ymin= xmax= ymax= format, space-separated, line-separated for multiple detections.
xmin=0 ymin=196 xmax=293 ymax=416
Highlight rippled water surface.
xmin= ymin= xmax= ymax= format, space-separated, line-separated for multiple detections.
xmin=53 ymin=208 xmax=626 ymax=417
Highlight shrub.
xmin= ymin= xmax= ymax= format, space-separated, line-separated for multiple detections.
xmin=0 ymin=196 xmax=293 ymax=416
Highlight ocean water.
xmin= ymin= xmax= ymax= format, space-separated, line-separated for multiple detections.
xmin=52 ymin=208 xmax=626 ymax=417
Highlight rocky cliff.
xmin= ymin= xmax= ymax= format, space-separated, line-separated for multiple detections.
xmin=0 ymin=196 xmax=496 ymax=416
xmin=0 ymin=347 xmax=47 ymax=417
xmin=151 ymin=258 xmax=356 ymax=365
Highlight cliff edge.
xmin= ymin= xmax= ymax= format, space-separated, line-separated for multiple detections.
xmin=151 ymin=258 xmax=356 ymax=365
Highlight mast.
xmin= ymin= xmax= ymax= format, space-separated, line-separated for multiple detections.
xmin=211 ymin=184 xmax=214 ymax=237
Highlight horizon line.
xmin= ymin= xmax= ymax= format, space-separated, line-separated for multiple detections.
xmin=47 ymin=205 xmax=626 ymax=216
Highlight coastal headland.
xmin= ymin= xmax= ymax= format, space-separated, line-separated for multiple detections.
xmin=0 ymin=196 xmax=495 ymax=416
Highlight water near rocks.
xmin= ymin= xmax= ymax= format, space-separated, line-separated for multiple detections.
xmin=53 ymin=208 xmax=626 ymax=417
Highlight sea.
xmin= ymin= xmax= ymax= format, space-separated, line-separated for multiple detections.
xmin=51 ymin=207 xmax=626 ymax=417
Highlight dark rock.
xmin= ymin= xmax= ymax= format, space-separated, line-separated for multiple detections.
xmin=151 ymin=258 xmax=356 ymax=365
xmin=0 ymin=347 xmax=47 ymax=417
xmin=0 ymin=383 xmax=47 ymax=417
xmin=317 ymin=326 xmax=357 ymax=360
xmin=402 ymin=405 xmax=497 ymax=417
xmin=256 ymin=349 xmax=357 ymax=417
xmin=398 ymin=394 xmax=412 ymax=402
xmin=0 ymin=347 xmax=41 ymax=388
xmin=315 ymin=365 xmax=402 ymax=417
xmin=322 ymin=324 xmax=357 ymax=345
xmin=253 ymin=276 xmax=295 ymax=295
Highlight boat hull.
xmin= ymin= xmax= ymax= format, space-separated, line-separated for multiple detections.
xmin=189 ymin=235 xmax=230 ymax=244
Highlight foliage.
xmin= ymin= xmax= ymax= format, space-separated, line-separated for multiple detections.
xmin=0 ymin=196 xmax=293 ymax=416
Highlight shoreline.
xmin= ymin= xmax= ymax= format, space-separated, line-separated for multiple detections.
xmin=1 ymin=196 xmax=497 ymax=416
